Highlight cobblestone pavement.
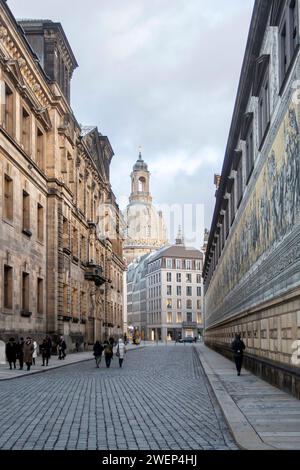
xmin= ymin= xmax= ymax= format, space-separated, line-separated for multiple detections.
xmin=0 ymin=345 xmax=237 ymax=450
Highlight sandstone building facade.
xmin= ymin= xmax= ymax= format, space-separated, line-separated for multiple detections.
xmin=203 ymin=0 xmax=300 ymax=398
xmin=0 ymin=1 xmax=125 ymax=349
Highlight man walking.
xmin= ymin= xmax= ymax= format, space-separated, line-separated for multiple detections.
xmin=16 ymin=337 xmax=24 ymax=370
xmin=231 ymin=333 xmax=246 ymax=376
xmin=104 ymin=341 xmax=113 ymax=368
xmin=93 ymin=341 xmax=104 ymax=368
xmin=6 ymin=338 xmax=17 ymax=370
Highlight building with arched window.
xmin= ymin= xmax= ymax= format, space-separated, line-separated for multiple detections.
xmin=123 ymin=150 xmax=168 ymax=265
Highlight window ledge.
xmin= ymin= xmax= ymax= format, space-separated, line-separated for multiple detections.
xmin=3 ymin=218 xmax=14 ymax=228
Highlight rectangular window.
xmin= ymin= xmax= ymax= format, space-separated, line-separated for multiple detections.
xmin=167 ymin=312 xmax=172 ymax=324
xmin=195 ymin=260 xmax=202 ymax=270
xmin=166 ymin=299 xmax=172 ymax=309
xmin=237 ymin=158 xmax=243 ymax=205
xmin=176 ymin=273 xmax=181 ymax=283
xmin=197 ymin=286 xmax=202 ymax=297
xmin=37 ymin=278 xmax=43 ymax=315
xmin=21 ymin=107 xmax=30 ymax=154
xmin=72 ymin=227 xmax=79 ymax=259
xmin=177 ymin=299 xmax=182 ymax=309
xmin=197 ymin=299 xmax=201 ymax=310
xmin=4 ymin=83 xmax=14 ymax=135
xmin=22 ymin=191 xmax=30 ymax=233
xmin=176 ymin=312 xmax=182 ymax=324
xmin=187 ymin=312 xmax=192 ymax=323
xmin=197 ymin=312 xmax=202 ymax=324
xmin=167 ymin=285 xmax=172 ymax=296
xmin=36 ymin=128 xmax=45 ymax=170
xmin=230 ymin=184 xmax=235 ymax=225
xmin=72 ymin=288 xmax=78 ymax=317
xmin=245 ymin=123 xmax=254 ymax=182
xmin=186 ymin=299 xmax=192 ymax=309
xmin=185 ymin=259 xmax=191 ymax=270
xmin=37 ymin=203 xmax=44 ymax=242
xmin=63 ymin=218 xmax=69 ymax=251
xmin=166 ymin=258 xmax=172 ymax=269
xmin=81 ymin=235 xmax=86 ymax=262
xmin=167 ymin=272 xmax=172 ymax=282
xmin=4 ymin=265 xmax=13 ymax=309
xmin=196 ymin=274 xmax=201 ymax=284
xmin=186 ymin=273 xmax=192 ymax=283
xmin=279 ymin=1 xmax=299 ymax=86
xmin=177 ymin=286 xmax=181 ymax=296
xmin=4 ymin=174 xmax=13 ymax=221
xmin=186 ymin=286 xmax=192 ymax=297
xmin=176 ymin=259 xmax=181 ymax=269
xmin=22 ymin=272 xmax=29 ymax=312
xmin=258 ymin=71 xmax=270 ymax=146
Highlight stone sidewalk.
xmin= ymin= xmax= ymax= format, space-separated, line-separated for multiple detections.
xmin=0 ymin=343 xmax=144 ymax=381
xmin=196 ymin=343 xmax=300 ymax=450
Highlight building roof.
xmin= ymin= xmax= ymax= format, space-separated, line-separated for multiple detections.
xmin=150 ymin=244 xmax=203 ymax=262
xmin=133 ymin=149 xmax=148 ymax=172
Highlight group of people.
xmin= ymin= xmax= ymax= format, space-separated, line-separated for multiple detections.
xmin=5 ymin=335 xmax=63 ymax=371
xmin=93 ymin=337 xmax=126 ymax=369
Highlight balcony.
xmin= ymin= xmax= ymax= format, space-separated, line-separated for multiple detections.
xmin=85 ymin=263 xmax=106 ymax=286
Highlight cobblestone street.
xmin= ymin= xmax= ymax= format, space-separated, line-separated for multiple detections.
xmin=0 ymin=345 xmax=236 ymax=450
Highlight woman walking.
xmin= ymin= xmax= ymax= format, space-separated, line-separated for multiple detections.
xmin=93 ymin=341 xmax=104 ymax=368
xmin=23 ymin=337 xmax=34 ymax=371
xmin=116 ymin=338 xmax=126 ymax=368
xmin=32 ymin=339 xmax=38 ymax=365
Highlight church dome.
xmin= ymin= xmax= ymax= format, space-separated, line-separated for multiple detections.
xmin=133 ymin=151 xmax=148 ymax=172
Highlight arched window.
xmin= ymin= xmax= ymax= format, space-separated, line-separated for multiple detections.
xmin=138 ymin=177 xmax=146 ymax=192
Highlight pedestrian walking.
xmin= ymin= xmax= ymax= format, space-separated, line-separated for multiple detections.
xmin=116 ymin=338 xmax=126 ymax=368
xmin=16 ymin=337 xmax=24 ymax=370
xmin=40 ymin=338 xmax=51 ymax=366
xmin=231 ymin=333 xmax=246 ymax=376
xmin=32 ymin=339 xmax=38 ymax=365
xmin=104 ymin=341 xmax=113 ymax=368
xmin=58 ymin=336 xmax=67 ymax=360
xmin=6 ymin=338 xmax=17 ymax=370
xmin=23 ymin=337 xmax=34 ymax=371
xmin=93 ymin=341 xmax=104 ymax=368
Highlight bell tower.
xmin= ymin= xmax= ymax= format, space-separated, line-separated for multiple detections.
xmin=129 ymin=147 xmax=152 ymax=204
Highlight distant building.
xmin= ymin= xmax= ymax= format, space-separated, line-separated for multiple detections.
xmin=203 ymin=0 xmax=300 ymax=398
xmin=123 ymin=149 xmax=168 ymax=265
xmin=127 ymin=230 xmax=204 ymax=341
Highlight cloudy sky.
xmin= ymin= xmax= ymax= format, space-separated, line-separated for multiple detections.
xmin=9 ymin=0 xmax=254 ymax=246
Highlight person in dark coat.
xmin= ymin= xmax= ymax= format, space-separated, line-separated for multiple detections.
xmin=231 ymin=333 xmax=246 ymax=376
xmin=93 ymin=341 xmax=104 ymax=368
xmin=23 ymin=337 xmax=34 ymax=371
xmin=6 ymin=338 xmax=17 ymax=370
xmin=16 ymin=337 xmax=24 ymax=370
xmin=40 ymin=338 xmax=51 ymax=366
xmin=104 ymin=341 xmax=113 ymax=368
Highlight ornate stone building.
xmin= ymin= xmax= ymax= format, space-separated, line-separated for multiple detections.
xmin=123 ymin=149 xmax=168 ymax=265
xmin=203 ymin=0 xmax=300 ymax=398
xmin=0 ymin=1 xmax=125 ymax=349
